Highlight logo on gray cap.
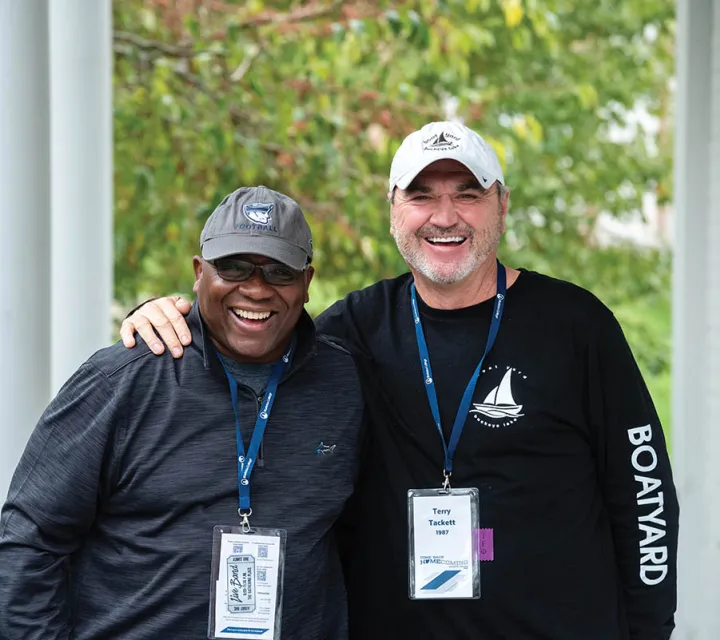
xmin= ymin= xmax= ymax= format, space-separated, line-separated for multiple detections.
xmin=242 ymin=203 xmax=274 ymax=226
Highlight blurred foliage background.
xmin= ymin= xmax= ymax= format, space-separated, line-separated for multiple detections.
xmin=113 ymin=0 xmax=674 ymax=430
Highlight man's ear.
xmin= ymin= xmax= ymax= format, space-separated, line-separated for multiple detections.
xmin=303 ymin=266 xmax=315 ymax=304
xmin=500 ymin=187 xmax=510 ymax=233
xmin=192 ymin=256 xmax=203 ymax=293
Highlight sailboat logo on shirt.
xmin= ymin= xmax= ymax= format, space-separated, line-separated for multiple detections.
xmin=470 ymin=365 xmax=526 ymax=427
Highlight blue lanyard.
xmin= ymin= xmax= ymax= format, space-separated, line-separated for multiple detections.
xmin=410 ymin=261 xmax=506 ymax=482
xmin=220 ymin=335 xmax=296 ymax=516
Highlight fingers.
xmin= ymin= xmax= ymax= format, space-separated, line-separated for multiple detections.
xmin=128 ymin=303 xmax=167 ymax=356
xmin=175 ymin=297 xmax=192 ymax=317
xmin=120 ymin=318 xmax=137 ymax=349
xmin=140 ymin=298 xmax=190 ymax=357
xmin=120 ymin=296 xmax=193 ymax=358
xmin=159 ymin=296 xmax=192 ymax=350
xmin=173 ymin=297 xmax=193 ymax=346
xmin=120 ymin=300 xmax=177 ymax=356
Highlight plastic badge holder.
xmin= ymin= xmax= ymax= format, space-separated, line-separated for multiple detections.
xmin=208 ymin=525 xmax=287 ymax=639
xmin=408 ymin=487 xmax=480 ymax=600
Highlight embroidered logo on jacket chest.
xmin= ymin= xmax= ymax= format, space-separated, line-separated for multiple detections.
xmin=470 ymin=365 xmax=527 ymax=428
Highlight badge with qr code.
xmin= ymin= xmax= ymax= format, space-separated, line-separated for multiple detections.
xmin=208 ymin=526 xmax=286 ymax=639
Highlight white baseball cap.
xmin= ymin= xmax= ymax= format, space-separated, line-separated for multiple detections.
xmin=388 ymin=121 xmax=504 ymax=192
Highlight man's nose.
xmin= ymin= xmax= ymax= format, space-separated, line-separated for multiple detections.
xmin=237 ymin=270 xmax=274 ymax=298
xmin=429 ymin=194 xmax=460 ymax=227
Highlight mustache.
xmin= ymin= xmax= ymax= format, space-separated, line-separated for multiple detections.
xmin=415 ymin=224 xmax=474 ymax=237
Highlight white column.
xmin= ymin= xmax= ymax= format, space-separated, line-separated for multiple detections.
xmin=50 ymin=0 xmax=113 ymax=392
xmin=672 ymin=0 xmax=720 ymax=637
xmin=0 ymin=1 xmax=51 ymax=500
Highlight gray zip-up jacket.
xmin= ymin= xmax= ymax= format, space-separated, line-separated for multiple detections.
xmin=0 ymin=303 xmax=364 ymax=639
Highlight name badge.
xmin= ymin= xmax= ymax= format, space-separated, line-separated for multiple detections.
xmin=208 ymin=526 xmax=286 ymax=639
xmin=408 ymin=488 xmax=480 ymax=599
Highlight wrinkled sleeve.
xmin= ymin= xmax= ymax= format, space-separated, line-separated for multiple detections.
xmin=0 ymin=362 xmax=118 ymax=639
xmin=587 ymin=309 xmax=678 ymax=640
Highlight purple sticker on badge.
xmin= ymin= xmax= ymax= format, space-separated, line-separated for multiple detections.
xmin=473 ymin=528 xmax=494 ymax=561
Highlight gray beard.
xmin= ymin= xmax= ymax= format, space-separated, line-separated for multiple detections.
xmin=390 ymin=219 xmax=502 ymax=285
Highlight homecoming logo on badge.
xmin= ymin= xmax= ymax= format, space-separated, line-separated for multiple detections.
xmin=470 ymin=365 xmax=527 ymax=428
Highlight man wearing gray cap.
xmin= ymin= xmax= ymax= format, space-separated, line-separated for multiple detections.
xmin=0 ymin=186 xmax=364 ymax=640
xmin=120 ymin=121 xmax=678 ymax=639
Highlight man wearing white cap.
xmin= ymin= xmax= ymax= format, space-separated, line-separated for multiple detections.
xmin=120 ymin=122 xmax=678 ymax=639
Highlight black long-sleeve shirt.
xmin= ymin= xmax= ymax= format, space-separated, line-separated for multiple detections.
xmin=318 ymin=268 xmax=678 ymax=640
xmin=0 ymin=304 xmax=364 ymax=639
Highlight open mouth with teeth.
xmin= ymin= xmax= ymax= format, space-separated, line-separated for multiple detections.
xmin=424 ymin=236 xmax=467 ymax=246
xmin=230 ymin=308 xmax=276 ymax=326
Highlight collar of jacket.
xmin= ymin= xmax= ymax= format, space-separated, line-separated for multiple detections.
xmin=186 ymin=300 xmax=318 ymax=380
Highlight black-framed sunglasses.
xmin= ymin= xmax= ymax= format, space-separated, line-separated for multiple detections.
xmin=209 ymin=257 xmax=304 ymax=286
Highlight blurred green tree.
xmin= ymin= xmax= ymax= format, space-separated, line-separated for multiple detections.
xmin=113 ymin=0 xmax=674 ymax=425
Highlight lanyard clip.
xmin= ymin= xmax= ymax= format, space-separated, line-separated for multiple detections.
xmin=442 ymin=470 xmax=452 ymax=493
xmin=238 ymin=508 xmax=254 ymax=534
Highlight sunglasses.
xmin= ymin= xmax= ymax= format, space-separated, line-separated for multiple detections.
xmin=210 ymin=258 xmax=303 ymax=286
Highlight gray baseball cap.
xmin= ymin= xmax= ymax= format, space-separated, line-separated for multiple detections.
xmin=200 ymin=185 xmax=313 ymax=271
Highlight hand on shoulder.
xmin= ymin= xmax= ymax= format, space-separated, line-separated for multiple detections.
xmin=120 ymin=296 xmax=193 ymax=358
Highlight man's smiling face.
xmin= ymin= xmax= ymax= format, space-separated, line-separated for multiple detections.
xmin=193 ymin=254 xmax=313 ymax=363
xmin=390 ymin=159 xmax=508 ymax=285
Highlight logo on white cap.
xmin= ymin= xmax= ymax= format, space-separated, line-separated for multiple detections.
xmin=422 ymin=130 xmax=460 ymax=152
xmin=389 ymin=121 xmax=504 ymax=192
